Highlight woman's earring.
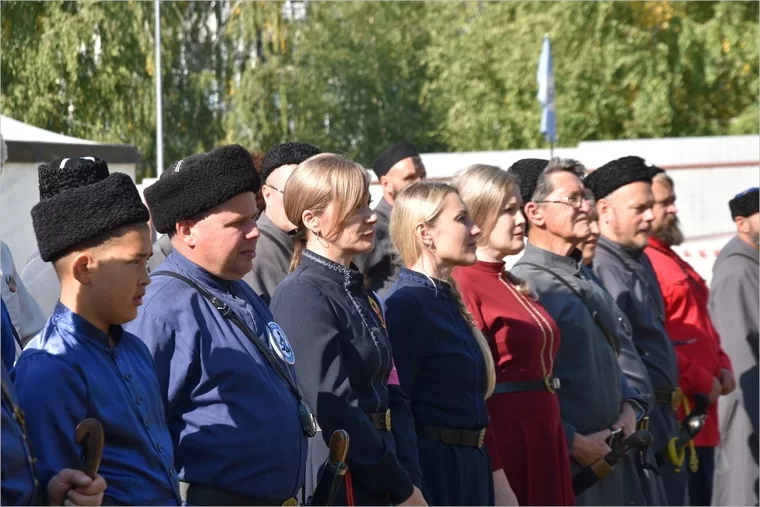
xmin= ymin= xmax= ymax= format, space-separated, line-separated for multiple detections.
xmin=316 ymin=233 xmax=330 ymax=249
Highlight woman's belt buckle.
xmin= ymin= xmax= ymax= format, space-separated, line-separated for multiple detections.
xmin=477 ymin=428 xmax=486 ymax=448
xmin=671 ymin=387 xmax=684 ymax=411
xmin=384 ymin=408 xmax=392 ymax=431
xmin=545 ymin=376 xmax=561 ymax=393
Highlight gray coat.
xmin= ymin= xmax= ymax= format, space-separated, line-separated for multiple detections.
xmin=247 ymin=212 xmax=293 ymax=305
xmin=513 ymin=243 xmax=646 ymax=506
xmin=582 ymin=264 xmax=668 ymax=506
xmin=354 ymin=198 xmax=401 ymax=296
xmin=593 ymin=236 xmax=686 ymax=505
xmin=710 ymin=236 xmax=759 ymax=507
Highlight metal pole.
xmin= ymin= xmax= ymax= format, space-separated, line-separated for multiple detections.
xmin=550 ymin=141 xmax=554 ymax=159
xmin=155 ymin=0 xmax=164 ymax=177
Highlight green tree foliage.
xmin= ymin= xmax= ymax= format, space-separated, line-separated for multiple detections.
xmin=2 ymin=1 xmax=757 ymax=180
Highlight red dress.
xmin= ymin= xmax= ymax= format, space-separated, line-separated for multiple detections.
xmin=453 ymin=260 xmax=575 ymax=506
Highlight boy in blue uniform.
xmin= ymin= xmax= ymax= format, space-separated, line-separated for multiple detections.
xmin=125 ymin=145 xmax=308 ymax=506
xmin=10 ymin=157 xmax=181 ymax=505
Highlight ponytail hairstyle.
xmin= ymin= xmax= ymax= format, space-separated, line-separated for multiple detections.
xmin=390 ymin=181 xmax=496 ymax=398
xmin=283 ymin=153 xmax=370 ymax=272
xmin=451 ymin=164 xmax=533 ymax=298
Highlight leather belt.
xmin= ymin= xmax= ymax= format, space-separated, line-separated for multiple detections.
xmin=420 ymin=425 xmax=487 ymax=448
xmin=655 ymin=387 xmax=684 ymax=411
xmin=179 ymin=481 xmax=298 ymax=506
xmin=493 ymin=376 xmax=561 ymax=394
xmin=369 ymin=409 xmax=391 ymax=431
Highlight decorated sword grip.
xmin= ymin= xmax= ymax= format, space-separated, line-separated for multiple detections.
xmin=328 ymin=430 xmax=350 ymax=467
xmin=75 ymin=418 xmax=104 ymax=479
xmin=572 ymin=430 xmax=653 ymax=496
xmin=310 ymin=430 xmax=351 ymax=506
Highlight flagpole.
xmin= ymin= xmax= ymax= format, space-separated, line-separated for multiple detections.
xmin=155 ymin=0 xmax=164 ymax=178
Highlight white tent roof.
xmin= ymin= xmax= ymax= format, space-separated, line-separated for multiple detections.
xmin=1 ymin=115 xmax=97 ymax=145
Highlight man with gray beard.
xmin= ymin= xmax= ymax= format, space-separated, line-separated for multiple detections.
xmin=644 ymin=170 xmax=735 ymax=506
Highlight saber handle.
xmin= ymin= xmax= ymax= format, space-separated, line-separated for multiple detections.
xmin=75 ymin=418 xmax=104 ymax=479
xmin=328 ymin=430 xmax=349 ymax=466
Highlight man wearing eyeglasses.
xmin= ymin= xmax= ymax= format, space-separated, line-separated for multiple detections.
xmin=512 ymin=158 xmax=648 ymax=506
xmin=251 ymin=142 xmax=321 ymax=304
xmin=584 ymin=156 xmax=685 ymax=506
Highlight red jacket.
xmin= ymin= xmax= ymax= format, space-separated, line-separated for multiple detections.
xmin=645 ymin=237 xmax=733 ymax=447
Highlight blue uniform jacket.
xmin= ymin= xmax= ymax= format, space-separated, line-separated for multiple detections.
xmin=270 ymin=249 xmax=421 ymax=505
xmin=11 ymin=303 xmax=180 ymax=505
xmin=384 ymin=269 xmax=489 ymax=429
xmin=1 ymin=362 xmax=39 ymax=506
xmin=124 ymin=251 xmax=306 ymax=501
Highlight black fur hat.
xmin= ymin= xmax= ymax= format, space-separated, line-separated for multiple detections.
xmin=145 ymin=144 xmax=260 ymax=234
xmin=729 ymin=187 xmax=759 ymax=218
xmin=38 ymin=157 xmax=111 ymax=200
xmin=506 ymin=158 xmax=549 ymax=203
xmin=583 ymin=156 xmax=658 ymax=200
xmin=373 ymin=142 xmax=420 ymax=178
xmin=261 ymin=142 xmax=321 ymax=183
xmin=31 ymin=157 xmax=149 ymax=262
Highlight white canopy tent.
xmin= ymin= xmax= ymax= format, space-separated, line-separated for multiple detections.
xmin=0 ymin=115 xmax=140 ymax=264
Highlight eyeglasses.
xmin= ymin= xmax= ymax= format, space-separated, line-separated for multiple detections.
xmin=535 ymin=194 xmax=588 ymax=209
xmin=264 ymin=184 xmax=284 ymax=194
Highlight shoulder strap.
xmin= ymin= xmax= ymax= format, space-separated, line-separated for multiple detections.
xmin=518 ymin=262 xmax=620 ymax=355
xmin=258 ymin=228 xmax=292 ymax=261
xmin=151 ymin=270 xmax=303 ymax=403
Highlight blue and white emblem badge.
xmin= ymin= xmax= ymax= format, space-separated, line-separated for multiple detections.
xmin=267 ymin=322 xmax=295 ymax=365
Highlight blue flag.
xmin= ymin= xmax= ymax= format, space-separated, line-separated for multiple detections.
xmin=536 ymin=34 xmax=557 ymax=144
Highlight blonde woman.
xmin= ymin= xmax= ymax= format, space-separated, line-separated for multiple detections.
xmin=450 ymin=165 xmax=575 ymax=506
xmin=383 ymin=181 xmax=506 ymax=506
xmin=269 ymin=154 xmax=427 ymax=506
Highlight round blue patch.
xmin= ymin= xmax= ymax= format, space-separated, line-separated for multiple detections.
xmin=267 ymin=322 xmax=295 ymax=365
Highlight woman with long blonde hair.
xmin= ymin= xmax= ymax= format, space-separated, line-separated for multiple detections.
xmin=383 ymin=181 xmax=502 ymax=506
xmin=269 ymin=153 xmax=427 ymax=507
xmin=450 ymin=164 xmax=575 ymax=506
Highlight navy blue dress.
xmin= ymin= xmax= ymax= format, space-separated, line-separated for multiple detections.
xmin=384 ymin=269 xmax=494 ymax=506
xmin=270 ymin=250 xmax=422 ymax=506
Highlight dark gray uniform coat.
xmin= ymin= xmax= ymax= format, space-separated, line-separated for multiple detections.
xmin=247 ymin=212 xmax=293 ymax=305
xmin=583 ymin=264 xmax=668 ymax=506
xmin=513 ymin=243 xmax=646 ymax=506
xmin=710 ymin=236 xmax=759 ymax=507
xmin=593 ymin=235 xmax=686 ymax=506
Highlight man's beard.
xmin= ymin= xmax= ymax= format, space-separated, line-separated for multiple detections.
xmin=651 ymin=216 xmax=684 ymax=246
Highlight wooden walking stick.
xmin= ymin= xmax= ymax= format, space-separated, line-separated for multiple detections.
xmin=75 ymin=418 xmax=104 ymax=479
